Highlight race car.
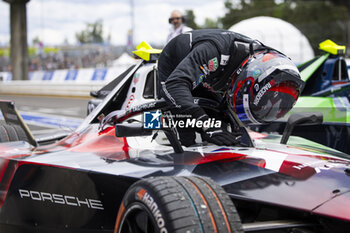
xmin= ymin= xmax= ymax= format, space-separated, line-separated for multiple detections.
xmin=0 ymin=42 xmax=350 ymax=233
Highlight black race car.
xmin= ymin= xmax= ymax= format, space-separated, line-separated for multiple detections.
xmin=0 ymin=42 xmax=350 ymax=233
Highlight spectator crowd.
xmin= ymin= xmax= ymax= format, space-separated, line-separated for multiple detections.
xmin=0 ymin=45 xmax=121 ymax=72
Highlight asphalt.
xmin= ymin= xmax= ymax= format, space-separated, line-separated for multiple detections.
xmin=0 ymin=95 xmax=90 ymax=117
xmin=0 ymin=95 xmax=91 ymax=134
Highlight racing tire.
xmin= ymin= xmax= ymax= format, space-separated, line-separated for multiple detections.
xmin=0 ymin=124 xmax=27 ymax=142
xmin=114 ymin=176 xmax=243 ymax=233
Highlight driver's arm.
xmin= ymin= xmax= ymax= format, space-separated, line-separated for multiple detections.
xmin=162 ymin=41 xmax=219 ymax=120
xmin=162 ymin=42 xmax=238 ymax=146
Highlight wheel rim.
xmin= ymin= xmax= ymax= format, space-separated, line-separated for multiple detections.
xmin=119 ymin=202 xmax=158 ymax=233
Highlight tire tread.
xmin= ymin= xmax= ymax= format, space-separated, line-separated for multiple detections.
xmin=0 ymin=124 xmax=28 ymax=143
xmin=116 ymin=176 xmax=243 ymax=233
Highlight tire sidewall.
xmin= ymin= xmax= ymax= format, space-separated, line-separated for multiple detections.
xmin=117 ymin=182 xmax=171 ymax=233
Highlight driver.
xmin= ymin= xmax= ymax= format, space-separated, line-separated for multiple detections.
xmin=158 ymin=29 xmax=304 ymax=147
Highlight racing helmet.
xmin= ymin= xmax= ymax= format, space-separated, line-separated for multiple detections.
xmin=228 ymin=50 xmax=304 ymax=124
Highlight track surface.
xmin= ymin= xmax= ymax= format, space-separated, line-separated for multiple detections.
xmin=0 ymin=95 xmax=89 ymax=118
xmin=0 ymin=95 xmax=90 ymax=135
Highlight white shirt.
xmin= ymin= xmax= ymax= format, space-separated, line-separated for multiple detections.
xmin=166 ymin=25 xmax=193 ymax=44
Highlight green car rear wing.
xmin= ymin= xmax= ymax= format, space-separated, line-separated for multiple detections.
xmin=299 ymin=53 xmax=329 ymax=82
xmin=298 ymin=40 xmax=346 ymax=82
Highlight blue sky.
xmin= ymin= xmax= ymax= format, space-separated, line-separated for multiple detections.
xmin=0 ymin=0 xmax=227 ymax=46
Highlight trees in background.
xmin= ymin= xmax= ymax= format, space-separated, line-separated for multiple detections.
xmin=185 ymin=9 xmax=220 ymax=29
xmin=186 ymin=0 xmax=350 ymax=54
xmin=184 ymin=10 xmax=199 ymax=29
xmin=75 ymin=20 xmax=106 ymax=44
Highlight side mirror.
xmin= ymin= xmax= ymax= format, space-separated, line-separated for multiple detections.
xmin=87 ymin=98 xmax=103 ymax=115
xmin=90 ymin=90 xmax=99 ymax=98
xmin=115 ymin=123 xmax=153 ymax=137
xmin=280 ymin=112 xmax=323 ymax=144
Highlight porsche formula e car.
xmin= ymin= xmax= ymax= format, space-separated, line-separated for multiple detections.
xmin=1 ymin=42 xmax=350 ymax=233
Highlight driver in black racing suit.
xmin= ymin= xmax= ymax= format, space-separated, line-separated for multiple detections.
xmin=158 ymin=29 xmax=303 ymax=147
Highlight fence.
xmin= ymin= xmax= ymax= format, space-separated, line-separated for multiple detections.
xmin=0 ymin=65 xmax=131 ymax=97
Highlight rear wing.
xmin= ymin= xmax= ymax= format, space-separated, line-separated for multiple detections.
xmin=133 ymin=41 xmax=162 ymax=62
xmin=0 ymin=100 xmax=37 ymax=146
xmin=298 ymin=40 xmax=346 ymax=83
xmin=319 ymin=39 xmax=346 ymax=55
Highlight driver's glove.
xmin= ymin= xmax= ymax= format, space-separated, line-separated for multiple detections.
xmin=201 ymin=128 xmax=238 ymax=146
xmin=197 ymin=114 xmax=239 ymax=146
xmin=178 ymin=128 xmax=196 ymax=147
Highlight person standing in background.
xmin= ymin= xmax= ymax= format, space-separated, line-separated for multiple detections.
xmin=166 ymin=10 xmax=192 ymax=44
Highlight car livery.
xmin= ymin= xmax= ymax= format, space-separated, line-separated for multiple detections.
xmin=0 ymin=42 xmax=349 ymax=233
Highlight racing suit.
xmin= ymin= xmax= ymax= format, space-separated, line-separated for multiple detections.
xmin=158 ymin=29 xmax=255 ymax=146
